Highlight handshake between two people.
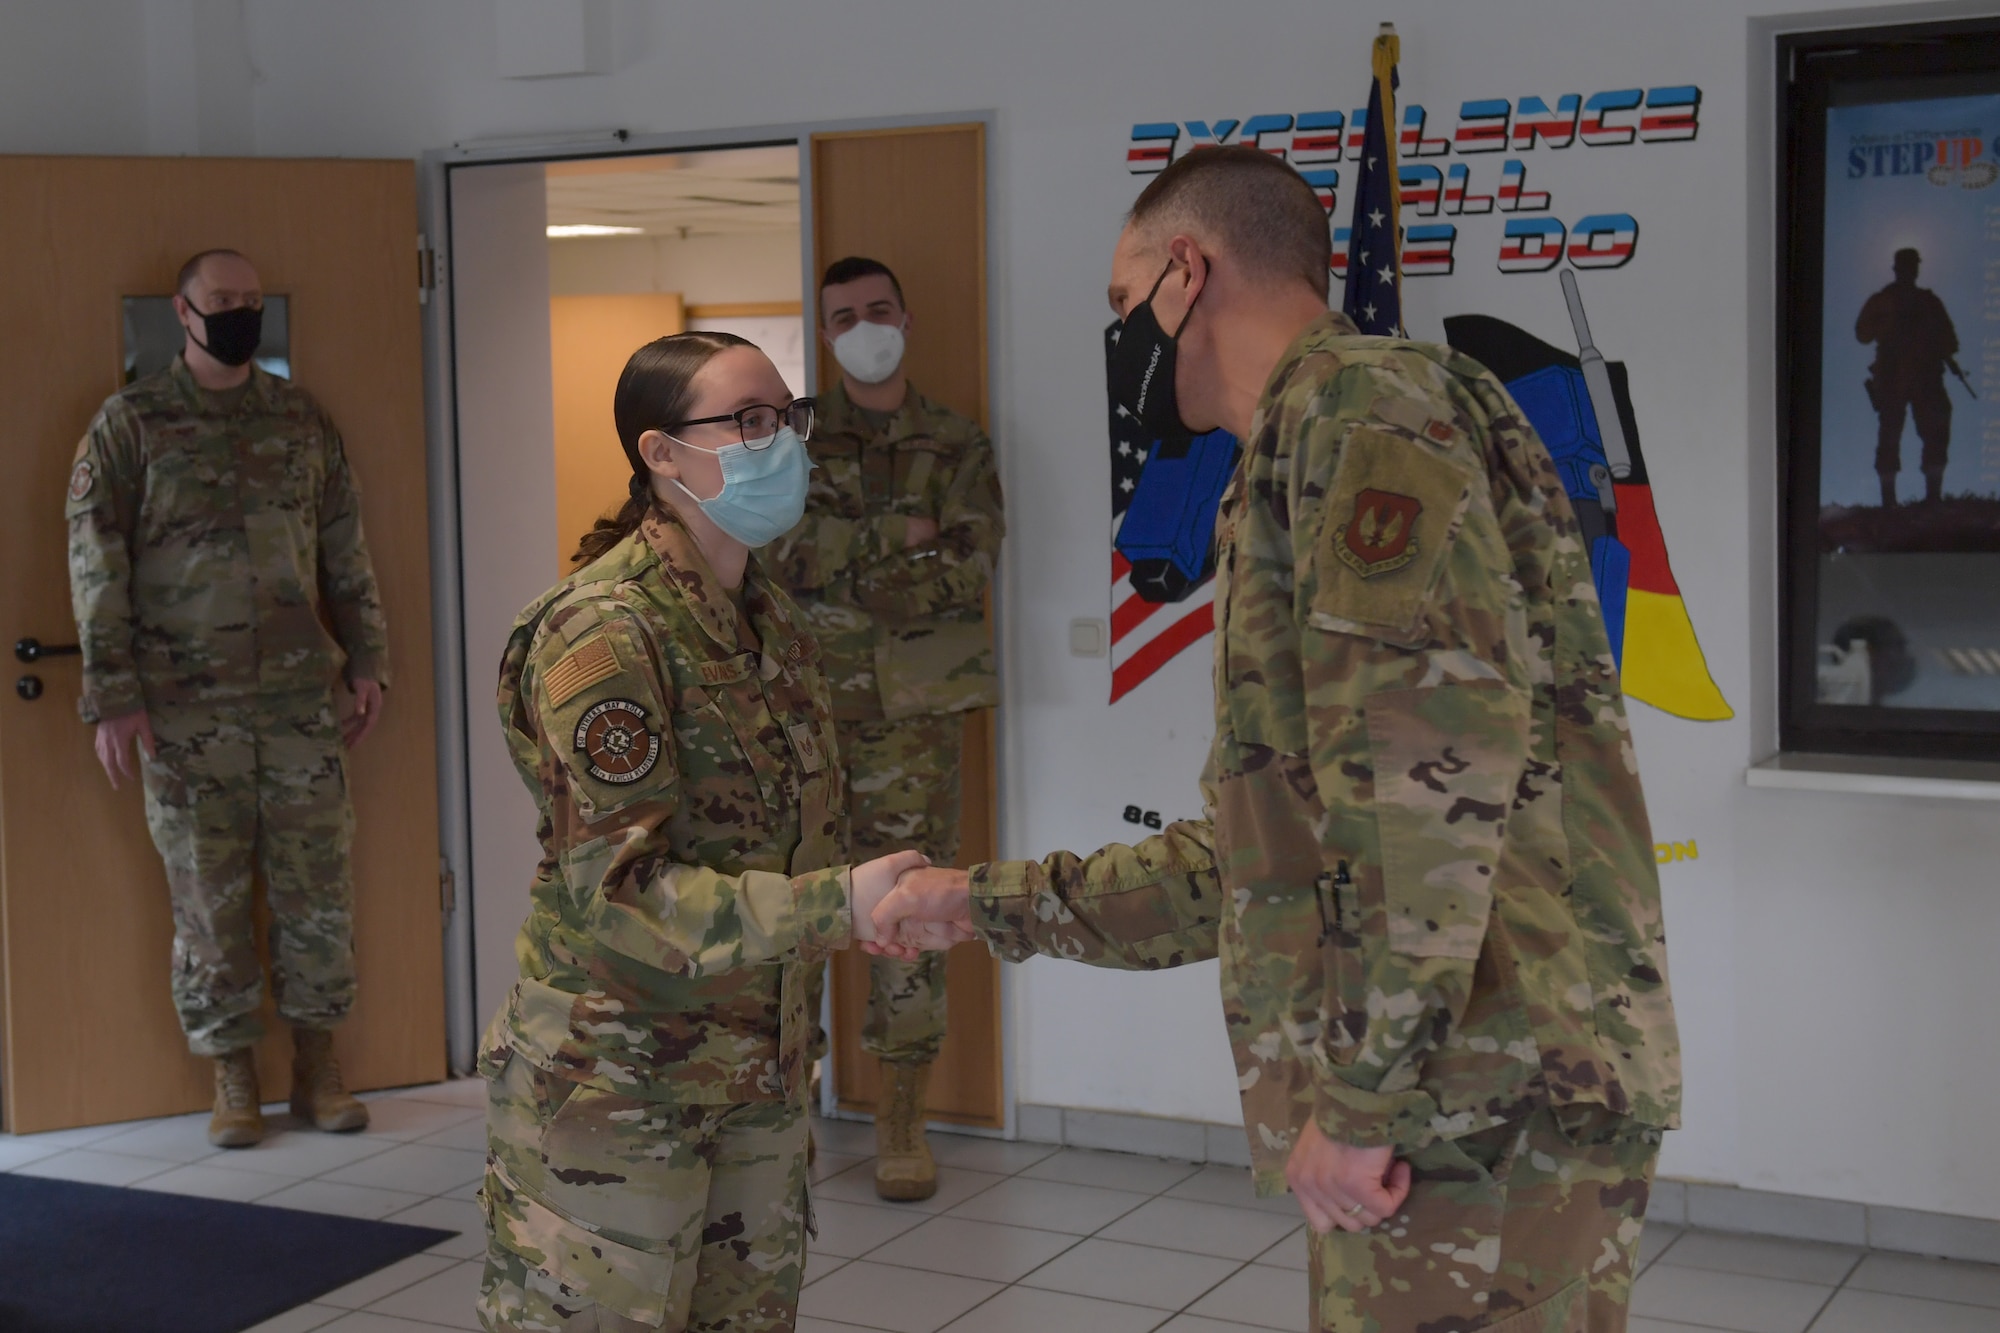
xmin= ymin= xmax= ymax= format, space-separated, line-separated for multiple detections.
xmin=848 ymin=850 xmax=975 ymax=958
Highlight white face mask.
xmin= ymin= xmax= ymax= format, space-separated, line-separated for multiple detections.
xmin=831 ymin=319 xmax=907 ymax=384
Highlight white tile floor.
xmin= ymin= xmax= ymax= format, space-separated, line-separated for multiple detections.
xmin=4 ymin=1080 xmax=1998 ymax=1332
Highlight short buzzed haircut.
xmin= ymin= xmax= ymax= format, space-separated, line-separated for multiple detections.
xmin=176 ymin=248 xmax=249 ymax=295
xmin=820 ymin=255 xmax=905 ymax=309
xmin=1127 ymin=146 xmax=1330 ymax=299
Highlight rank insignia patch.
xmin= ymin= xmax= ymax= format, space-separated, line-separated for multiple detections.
xmin=68 ymin=460 xmax=95 ymax=501
xmin=786 ymin=721 xmax=825 ymax=773
xmin=573 ymin=699 xmax=661 ymax=784
xmin=1338 ymin=488 xmax=1423 ymax=578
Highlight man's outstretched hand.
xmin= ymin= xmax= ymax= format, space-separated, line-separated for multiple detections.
xmin=849 ymin=850 xmax=933 ymax=944
xmin=1285 ymin=1119 xmax=1412 ymax=1234
xmin=866 ymin=865 xmax=976 ymax=958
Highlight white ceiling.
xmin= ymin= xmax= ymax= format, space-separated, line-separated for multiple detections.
xmin=544 ymin=144 xmax=799 ymax=239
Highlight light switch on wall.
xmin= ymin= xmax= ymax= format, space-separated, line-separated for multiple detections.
xmin=1069 ymin=618 xmax=1107 ymax=657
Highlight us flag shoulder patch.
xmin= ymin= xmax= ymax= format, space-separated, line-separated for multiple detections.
xmin=544 ymin=634 xmax=619 ymax=708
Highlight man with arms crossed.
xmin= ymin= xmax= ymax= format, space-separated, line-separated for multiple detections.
xmin=68 ymin=249 xmax=389 ymax=1148
xmin=769 ymin=257 xmax=1003 ymax=1200
xmin=876 ymin=148 xmax=1680 ymax=1330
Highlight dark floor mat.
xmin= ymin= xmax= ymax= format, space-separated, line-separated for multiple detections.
xmin=0 ymin=1172 xmax=459 ymax=1333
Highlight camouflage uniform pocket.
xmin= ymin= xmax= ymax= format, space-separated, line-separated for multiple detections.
xmin=481 ymin=1159 xmax=678 ymax=1326
xmin=139 ymin=742 xmax=190 ymax=810
xmin=872 ymin=619 xmax=998 ymax=721
xmin=1364 ymin=682 xmax=1526 ymax=960
xmin=1313 ymin=863 xmax=1368 ymax=1062
xmin=1478 ymin=1276 xmax=1587 ymax=1333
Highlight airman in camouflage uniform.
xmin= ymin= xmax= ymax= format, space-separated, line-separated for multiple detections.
xmin=482 ymin=503 xmax=903 ymax=1331
xmin=876 ymin=149 xmax=1679 ymax=1331
xmin=769 ymin=257 xmax=1003 ymax=1200
xmin=67 ymin=250 xmax=387 ymax=1148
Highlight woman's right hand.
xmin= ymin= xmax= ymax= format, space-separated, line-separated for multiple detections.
xmin=849 ymin=850 xmax=931 ymax=945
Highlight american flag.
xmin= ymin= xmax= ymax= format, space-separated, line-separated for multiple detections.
xmin=1342 ymin=26 xmax=1403 ymax=336
xmin=1105 ymin=320 xmax=1240 ymax=703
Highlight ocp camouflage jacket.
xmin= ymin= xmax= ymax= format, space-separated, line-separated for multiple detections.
xmin=486 ymin=507 xmax=853 ymax=1104
xmin=65 ymin=357 xmax=388 ymax=722
xmin=971 ymin=313 xmax=1681 ymax=1193
xmin=768 ymin=380 xmax=1003 ymax=723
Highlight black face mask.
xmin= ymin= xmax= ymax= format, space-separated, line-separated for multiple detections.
xmin=185 ymin=301 xmax=264 ymax=368
xmin=1106 ymin=260 xmax=1204 ymax=438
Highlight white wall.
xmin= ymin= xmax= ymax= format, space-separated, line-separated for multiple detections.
xmin=14 ymin=0 xmax=1997 ymax=1221
xmin=548 ymin=230 xmax=803 ymax=304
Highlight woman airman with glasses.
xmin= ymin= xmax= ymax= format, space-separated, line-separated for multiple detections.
xmin=478 ymin=332 xmax=959 ymax=1331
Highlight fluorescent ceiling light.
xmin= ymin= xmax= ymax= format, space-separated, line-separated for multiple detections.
xmin=546 ymin=224 xmax=644 ymax=238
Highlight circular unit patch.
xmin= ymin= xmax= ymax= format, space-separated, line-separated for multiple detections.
xmin=68 ymin=460 xmax=95 ymax=501
xmin=572 ymin=698 xmax=661 ymax=784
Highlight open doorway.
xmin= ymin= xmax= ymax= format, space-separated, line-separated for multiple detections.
xmin=433 ymin=120 xmax=1004 ymax=1133
xmin=545 ymin=146 xmax=808 ymax=570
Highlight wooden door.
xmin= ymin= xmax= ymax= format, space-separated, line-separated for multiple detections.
xmin=812 ymin=124 xmax=1003 ymax=1128
xmin=550 ymin=292 xmax=687 ymax=573
xmin=0 ymin=156 xmax=444 ymax=1133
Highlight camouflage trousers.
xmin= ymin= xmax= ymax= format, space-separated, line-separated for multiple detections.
xmin=138 ymin=688 xmax=355 ymax=1057
xmin=477 ymin=1051 xmax=809 ymax=1332
xmin=807 ymin=713 xmax=963 ymax=1067
xmin=1308 ymin=1107 xmax=1663 ymax=1332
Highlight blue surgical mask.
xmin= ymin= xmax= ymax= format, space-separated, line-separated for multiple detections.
xmin=668 ymin=425 xmax=813 ymax=547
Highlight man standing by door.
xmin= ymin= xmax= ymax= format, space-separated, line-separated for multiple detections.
xmin=66 ymin=248 xmax=390 ymax=1149
xmin=769 ymin=256 xmax=1004 ymax=1201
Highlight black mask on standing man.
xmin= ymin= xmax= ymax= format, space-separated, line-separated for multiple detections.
xmin=1106 ymin=259 xmax=1204 ymax=438
xmin=184 ymin=299 xmax=264 ymax=368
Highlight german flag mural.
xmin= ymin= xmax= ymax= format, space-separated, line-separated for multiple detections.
xmin=1444 ymin=273 xmax=1732 ymax=722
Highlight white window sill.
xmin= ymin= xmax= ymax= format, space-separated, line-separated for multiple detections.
xmin=1745 ymin=753 xmax=2000 ymax=801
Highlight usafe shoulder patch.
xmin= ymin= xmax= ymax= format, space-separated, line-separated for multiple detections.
xmin=1337 ymin=487 xmax=1424 ymax=578
xmin=68 ymin=459 xmax=95 ymax=501
xmin=543 ymin=633 xmax=620 ymax=709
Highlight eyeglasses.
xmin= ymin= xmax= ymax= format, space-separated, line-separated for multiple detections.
xmin=665 ymin=399 xmax=815 ymax=448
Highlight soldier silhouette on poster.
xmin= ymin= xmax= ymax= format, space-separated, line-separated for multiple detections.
xmin=1855 ymin=247 xmax=1966 ymax=507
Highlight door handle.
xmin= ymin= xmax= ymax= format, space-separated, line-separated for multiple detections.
xmin=16 ymin=675 xmax=44 ymax=701
xmin=14 ymin=638 xmax=81 ymax=664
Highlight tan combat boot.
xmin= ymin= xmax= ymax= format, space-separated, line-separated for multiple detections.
xmin=209 ymin=1048 xmax=265 ymax=1148
xmin=874 ymin=1061 xmax=937 ymax=1202
xmin=290 ymin=1028 xmax=369 ymax=1132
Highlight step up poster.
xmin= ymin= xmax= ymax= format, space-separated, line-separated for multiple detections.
xmin=1814 ymin=92 xmax=2000 ymax=713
